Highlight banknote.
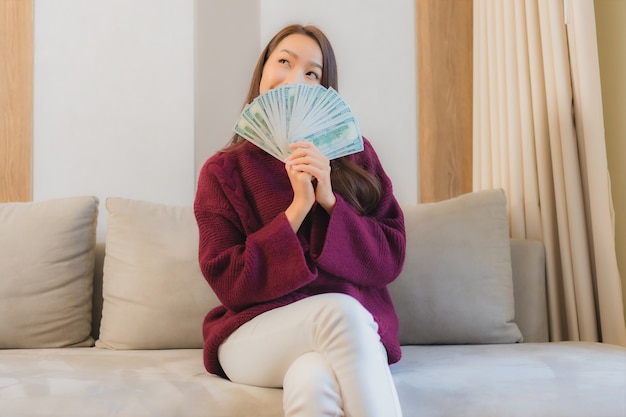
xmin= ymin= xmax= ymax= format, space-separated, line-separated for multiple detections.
xmin=233 ymin=84 xmax=363 ymax=161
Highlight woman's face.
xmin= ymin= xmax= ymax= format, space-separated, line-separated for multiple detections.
xmin=259 ymin=34 xmax=323 ymax=94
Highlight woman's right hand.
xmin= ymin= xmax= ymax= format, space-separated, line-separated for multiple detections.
xmin=284 ymin=156 xmax=316 ymax=232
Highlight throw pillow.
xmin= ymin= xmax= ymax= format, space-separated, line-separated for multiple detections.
xmin=389 ymin=189 xmax=523 ymax=344
xmin=0 ymin=196 xmax=98 ymax=348
xmin=96 ymin=198 xmax=220 ymax=349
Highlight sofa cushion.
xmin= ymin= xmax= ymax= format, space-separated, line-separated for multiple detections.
xmin=0 ymin=348 xmax=284 ymax=417
xmin=392 ymin=342 xmax=626 ymax=417
xmin=96 ymin=198 xmax=220 ymax=349
xmin=390 ymin=189 xmax=523 ymax=344
xmin=0 ymin=196 xmax=98 ymax=348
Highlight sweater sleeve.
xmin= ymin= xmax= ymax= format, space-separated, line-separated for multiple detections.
xmin=194 ymin=156 xmax=316 ymax=312
xmin=309 ymin=139 xmax=406 ymax=288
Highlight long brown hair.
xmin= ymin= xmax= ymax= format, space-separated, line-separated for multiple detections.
xmin=229 ymin=24 xmax=382 ymax=215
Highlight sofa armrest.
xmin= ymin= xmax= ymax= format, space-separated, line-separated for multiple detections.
xmin=510 ymin=238 xmax=549 ymax=342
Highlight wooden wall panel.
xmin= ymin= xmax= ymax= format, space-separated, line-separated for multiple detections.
xmin=0 ymin=0 xmax=32 ymax=202
xmin=417 ymin=0 xmax=473 ymax=203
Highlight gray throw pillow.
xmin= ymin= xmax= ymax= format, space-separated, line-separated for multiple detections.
xmin=389 ymin=189 xmax=523 ymax=344
xmin=96 ymin=198 xmax=220 ymax=349
xmin=0 ymin=196 xmax=98 ymax=348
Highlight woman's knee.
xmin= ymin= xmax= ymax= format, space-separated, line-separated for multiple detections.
xmin=315 ymin=293 xmax=377 ymax=331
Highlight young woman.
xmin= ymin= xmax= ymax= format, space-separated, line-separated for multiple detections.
xmin=194 ymin=24 xmax=405 ymax=417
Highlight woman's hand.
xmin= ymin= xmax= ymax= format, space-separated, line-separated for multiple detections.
xmin=287 ymin=142 xmax=336 ymax=212
xmin=284 ymin=142 xmax=336 ymax=231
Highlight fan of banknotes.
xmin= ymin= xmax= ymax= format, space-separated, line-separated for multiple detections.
xmin=233 ymin=84 xmax=363 ymax=161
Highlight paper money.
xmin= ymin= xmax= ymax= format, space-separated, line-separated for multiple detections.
xmin=233 ymin=84 xmax=363 ymax=161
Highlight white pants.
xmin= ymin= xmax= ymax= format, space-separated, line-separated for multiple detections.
xmin=218 ymin=293 xmax=403 ymax=417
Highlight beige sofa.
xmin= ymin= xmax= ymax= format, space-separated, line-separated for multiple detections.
xmin=1 ymin=189 xmax=624 ymax=417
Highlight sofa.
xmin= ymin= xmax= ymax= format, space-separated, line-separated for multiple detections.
xmin=0 ymin=189 xmax=624 ymax=417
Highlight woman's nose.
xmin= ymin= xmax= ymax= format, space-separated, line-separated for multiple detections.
xmin=283 ymin=70 xmax=305 ymax=85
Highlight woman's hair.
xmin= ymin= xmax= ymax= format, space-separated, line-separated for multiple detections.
xmin=242 ymin=24 xmax=338 ymax=105
xmin=228 ymin=24 xmax=382 ymax=215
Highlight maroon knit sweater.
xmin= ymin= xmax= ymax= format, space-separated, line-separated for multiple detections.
xmin=193 ymin=138 xmax=406 ymax=378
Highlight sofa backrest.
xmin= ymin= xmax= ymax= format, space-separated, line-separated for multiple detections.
xmin=90 ymin=238 xmax=549 ymax=344
xmin=509 ymin=238 xmax=549 ymax=342
xmin=2 ymin=192 xmax=548 ymax=350
xmin=90 ymin=191 xmax=549 ymax=346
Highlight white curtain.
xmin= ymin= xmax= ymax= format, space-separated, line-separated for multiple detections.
xmin=473 ymin=0 xmax=626 ymax=345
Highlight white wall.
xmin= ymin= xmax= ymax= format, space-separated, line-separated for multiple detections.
xmin=33 ymin=0 xmax=195 ymax=240
xmin=33 ymin=1 xmax=418 ymax=242
xmin=259 ymin=0 xmax=419 ymax=204
xmin=195 ymin=0 xmax=260 ymax=173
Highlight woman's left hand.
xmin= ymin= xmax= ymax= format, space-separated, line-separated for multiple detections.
xmin=285 ymin=142 xmax=336 ymax=214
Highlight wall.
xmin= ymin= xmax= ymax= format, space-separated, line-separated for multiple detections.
xmin=416 ymin=0 xmax=472 ymax=203
xmin=195 ymin=0 xmax=260 ymax=173
xmin=0 ymin=1 xmax=32 ymax=202
xmin=595 ymin=0 xmax=626 ymax=319
xmin=33 ymin=1 xmax=418 ymax=241
xmin=33 ymin=0 xmax=195 ymax=240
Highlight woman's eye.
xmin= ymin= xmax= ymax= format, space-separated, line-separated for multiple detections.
xmin=307 ymin=71 xmax=321 ymax=80
xmin=279 ymin=59 xmax=289 ymax=65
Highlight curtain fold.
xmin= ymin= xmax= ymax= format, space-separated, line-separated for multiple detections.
xmin=566 ymin=0 xmax=625 ymax=344
xmin=473 ymin=0 xmax=626 ymax=345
